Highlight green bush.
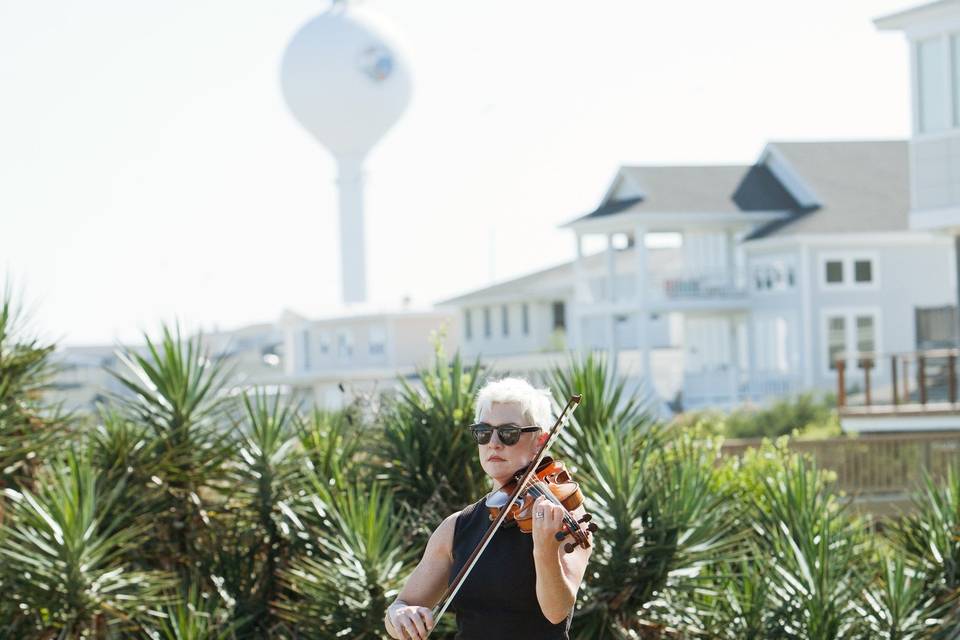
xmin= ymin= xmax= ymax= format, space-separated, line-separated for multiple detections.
xmin=673 ymin=392 xmax=841 ymax=440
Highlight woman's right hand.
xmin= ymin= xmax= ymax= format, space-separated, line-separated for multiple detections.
xmin=387 ymin=602 xmax=435 ymax=639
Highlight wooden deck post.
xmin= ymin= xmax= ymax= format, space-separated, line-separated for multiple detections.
xmin=918 ymin=355 xmax=927 ymax=406
xmin=837 ymin=359 xmax=846 ymax=408
xmin=863 ymin=359 xmax=872 ymax=407
xmin=949 ymin=353 xmax=957 ymax=405
xmin=891 ymin=355 xmax=899 ymax=407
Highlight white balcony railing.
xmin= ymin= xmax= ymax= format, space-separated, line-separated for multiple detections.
xmin=585 ymin=268 xmax=748 ymax=305
xmin=682 ymin=368 xmax=801 ymax=409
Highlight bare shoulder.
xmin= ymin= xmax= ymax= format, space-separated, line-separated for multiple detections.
xmin=426 ymin=510 xmax=462 ymax=558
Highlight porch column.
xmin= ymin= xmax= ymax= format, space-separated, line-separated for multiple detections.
xmin=570 ymin=232 xmax=587 ymax=354
xmin=634 ymin=225 xmax=651 ymax=380
xmin=955 ymin=235 xmax=960 ymax=346
xmin=605 ymin=233 xmax=616 ymax=302
xmin=606 ymin=233 xmax=617 ymax=375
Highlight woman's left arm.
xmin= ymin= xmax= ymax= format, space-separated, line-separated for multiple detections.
xmin=531 ymin=495 xmax=594 ymax=624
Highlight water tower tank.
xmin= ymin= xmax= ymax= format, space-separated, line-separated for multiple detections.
xmin=280 ymin=2 xmax=412 ymax=304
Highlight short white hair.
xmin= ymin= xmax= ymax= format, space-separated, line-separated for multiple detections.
xmin=474 ymin=377 xmax=553 ymax=429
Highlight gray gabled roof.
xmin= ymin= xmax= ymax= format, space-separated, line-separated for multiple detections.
xmin=746 ymin=140 xmax=908 ymax=240
xmin=568 ymin=164 xmax=799 ymax=224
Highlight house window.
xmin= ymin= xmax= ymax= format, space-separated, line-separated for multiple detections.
xmin=823 ymin=309 xmax=881 ymax=374
xmin=301 ymin=329 xmax=311 ymax=370
xmin=318 ymin=332 xmax=330 ymax=355
xmin=483 ymin=307 xmax=491 ymax=338
xmin=368 ymin=326 xmax=386 ymax=356
xmin=821 ymin=255 xmax=877 ymax=289
xmin=501 ymin=305 xmax=509 ymax=337
xmin=522 ymin=303 xmax=529 ymax=336
xmin=854 ymin=260 xmax=872 ymax=283
xmin=552 ymin=301 xmax=566 ymax=331
xmin=825 ymin=260 xmax=844 ymax=284
xmin=918 ymin=36 xmax=949 ymax=133
xmin=856 ymin=315 xmax=875 ymax=359
xmin=336 ymin=330 xmax=353 ymax=359
xmin=464 ymin=309 xmax=473 ymax=341
xmin=752 ymin=260 xmax=796 ymax=292
xmin=827 ymin=316 xmax=845 ymax=371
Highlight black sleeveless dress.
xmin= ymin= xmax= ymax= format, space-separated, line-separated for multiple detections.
xmin=448 ymin=496 xmax=573 ymax=639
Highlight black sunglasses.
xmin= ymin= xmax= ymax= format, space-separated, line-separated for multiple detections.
xmin=468 ymin=422 xmax=540 ymax=446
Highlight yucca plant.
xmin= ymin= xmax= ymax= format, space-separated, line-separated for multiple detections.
xmin=108 ymin=324 xmax=237 ymax=576
xmin=213 ymin=388 xmax=304 ymax=637
xmin=570 ymin=424 xmax=747 ymax=639
xmin=296 ymin=404 xmax=366 ymax=489
xmin=854 ymin=553 xmax=958 ymax=640
xmin=377 ymin=340 xmax=489 ymax=543
xmin=680 ymin=553 xmax=769 ymax=639
xmin=0 ymin=451 xmax=175 ymax=637
xmin=273 ymin=475 xmax=415 ymax=639
xmin=752 ymin=457 xmax=870 ymax=640
xmin=142 ymin=579 xmax=246 ymax=640
xmin=543 ymin=350 xmax=656 ymax=453
xmin=887 ymin=465 xmax=960 ymax=637
xmin=0 ymin=284 xmax=69 ymax=502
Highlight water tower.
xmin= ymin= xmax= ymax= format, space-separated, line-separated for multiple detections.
xmin=280 ymin=2 xmax=412 ymax=304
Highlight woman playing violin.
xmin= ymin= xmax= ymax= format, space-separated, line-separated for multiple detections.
xmin=384 ymin=377 xmax=593 ymax=640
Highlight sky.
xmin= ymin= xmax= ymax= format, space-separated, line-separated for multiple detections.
xmin=0 ymin=0 xmax=916 ymax=346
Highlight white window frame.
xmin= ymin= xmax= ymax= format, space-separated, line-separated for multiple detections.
xmin=318 ymin=331 xmax=331 ymax=356
xmin=368 ymin=326 xmax=386 ymax=356
xmin=336 ymin=329 xmax=354 ymax=360
xmin=818 ymin=251 xmax=880 ymax=291
xmin=820 ymin=307 xmax=882 ymax=377
xmin=750 ymin=255 xmax=797 ymax=294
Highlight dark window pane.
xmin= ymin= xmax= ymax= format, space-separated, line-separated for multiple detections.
xmin=826 ymin=260 xmax=843 ymax=284
xmin=552 ymin=301 xmax=566 ymax=331
xmin=501 ymin=305 xmax=509 ymax=336
xmin=854 ymin=260 xmax=872 ymax=283
xmin=522 ymin=303 xmax=529 ymax=335
xmin=465 ymin=309 xmax=472 ymax=340
xmin=483 ymin=307 xmax=491 ymax=338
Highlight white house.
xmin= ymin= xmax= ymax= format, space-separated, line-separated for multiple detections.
xmin=439 ymin=140 xmax=956 ymax=411
xmin=877 ymin=0 xmax=960 ymax=241
xmin=278 ymin=306 xmax=458 ymax=409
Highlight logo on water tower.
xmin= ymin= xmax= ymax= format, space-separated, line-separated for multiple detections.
xmin=357 ymin=44 xmax=394 ymax=83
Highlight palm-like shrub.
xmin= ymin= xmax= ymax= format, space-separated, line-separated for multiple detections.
xmin=205 ymin=389 xmax=305 ymax=638
xmin=752 ymin=457 xmax=869 ymax=640
xmin=855 ymin=554 xmax=958 ymax=640
xmin=887 ymin=466 xmax=960 ymax=637
xmin=571 ymin=425 xmax=747 ymax=639
xmin=0 ymin=452 xmax=174 ymax=637
xmin=297 ymin=405 xmax=365 ymax=488
xmin=0 ymin=286 xmax=68 ymax=500
xmin=274 ymin=477 xmax=414 ymax=639
xmin=143 ymin=580 xmax=245 ymax=640
xmin=108 ymin=324 xmax=236 ymax=575
xmin=544 ymin=350 xmax=654 ymax=450
xmin=545 ymin=354 xmax=747 ymax=638
xmin=377 ymin=343 xmax=488 ymax=542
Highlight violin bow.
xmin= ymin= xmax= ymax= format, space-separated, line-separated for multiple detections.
xmin=426 ymin=393 xmax=582 ymax=635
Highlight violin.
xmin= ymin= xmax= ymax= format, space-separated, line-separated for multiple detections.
xmin=485 ymin=456 xmax=598 ymax=552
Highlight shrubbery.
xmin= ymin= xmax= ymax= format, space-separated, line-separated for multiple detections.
xmin=0 ymin=288 xmax=957 ymax=639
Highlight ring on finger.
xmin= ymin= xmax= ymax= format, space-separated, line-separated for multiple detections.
xmin=535 ymin=510 xmax=545 ymax=519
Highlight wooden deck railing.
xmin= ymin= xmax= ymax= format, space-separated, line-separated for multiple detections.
xmin=721 ymin=431 xmax=960 ymax=498
xmin=836 ymin=348 xmax=960 ymax=416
